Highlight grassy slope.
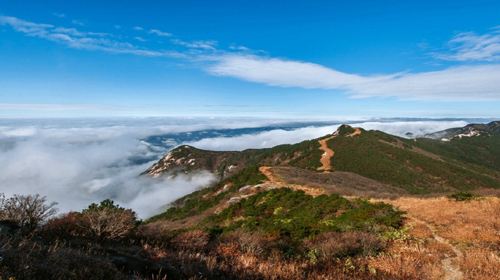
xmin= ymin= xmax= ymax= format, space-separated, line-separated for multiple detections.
xmin=329 ymin=130 xmax=500 ymax=194
xmin=414 ymin=136 xmax=500 ymax=172
xmin=148 ymin=125 xmax=499 ymax=225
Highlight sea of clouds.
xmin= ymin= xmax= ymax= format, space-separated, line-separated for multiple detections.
xmin=0 ymin=117 xmax=475 ymax=217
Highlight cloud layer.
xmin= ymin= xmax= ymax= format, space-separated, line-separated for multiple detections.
xmin=0 ymin=117 xmax=299 ymax=218
xmin=187 ymin=120 xmax=469 ymax=151
xmin=0 ymin=117 xmax=478 ymax=217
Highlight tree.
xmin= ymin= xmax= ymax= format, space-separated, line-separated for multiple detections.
xmin=80 ymin=199 xmax=137 ymax=240
xmin=0 ymin=193 xmax=57 ymax=230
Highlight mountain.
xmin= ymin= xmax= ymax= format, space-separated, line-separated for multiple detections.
xmin=418 ymin=121 xmax=500 ymax=171
xmin=146 ymin=124 xmax=500 ymax=195
xmin=424 ymin=121 xmax=500 ymax=140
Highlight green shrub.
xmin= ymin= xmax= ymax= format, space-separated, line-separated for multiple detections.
xmin=448 ymin=191 xmax=476 ymax=201
xmin=206 ymin=188 xmax=403 ymax=242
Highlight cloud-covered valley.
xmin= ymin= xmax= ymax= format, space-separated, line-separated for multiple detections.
xmin=0 ymin=118 xmax=476 ymax=217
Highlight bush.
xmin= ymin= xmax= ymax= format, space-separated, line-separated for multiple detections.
xmin=448 ymin=191 xmax=476 ymax=201
xmin=0 ymin=193 xmax=57 ymax=230
xmin=79 ymin=199 xmax=137 ymax=240
xmin=41 ymin=212 xmax=87 ymax=239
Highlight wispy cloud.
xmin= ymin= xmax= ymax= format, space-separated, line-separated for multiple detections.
xmin=0 ymin=16 xmax=182 ymax=58
xmin=2 ymin=15 xmax=499 ymax=101
xmin=149 ymin=28 xmax=171 ymax=37
xmin=434 ymin=29 xmax=500 ymax=62
xmin=52 ymin=12 xmax=66 ymax=18
xmin=134 ymin=36 xmax=146 ymax=42
xmin=71 ymin=19 xmax=84 ymax=26
xmin=208 ymin=54 xmax=500 ymax=100
xmin=171 ymin=38 xmax=218 ymax=50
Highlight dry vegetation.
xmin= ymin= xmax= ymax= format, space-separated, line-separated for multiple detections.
xmin=1 ymin=192 xmax=499 ymax=279
xmin=376 ymin=196 xmax=500 ymax=280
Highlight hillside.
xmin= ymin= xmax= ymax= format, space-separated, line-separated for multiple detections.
xmin=147 ymin=123 xmax=500 ymax=194
xmin=424 ymin=120 xmax=500 ymax=140
xmin=139 ymin=122 xmax=500 ymax=279
xmin=416 ymin=121 xmax=500 ymax=171
xmin=2 ymin=123 xmax=499 ymax=280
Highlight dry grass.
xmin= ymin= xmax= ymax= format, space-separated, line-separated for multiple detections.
xmin=377 ymin=196 xmax=500 ymax=280
xmin=459 ymin=247 xmax=500 ymax=280
xmin=369 ymin=242 xmax=444 ymax=280
xmin=387 ymin=196 xmax=500 ymax=245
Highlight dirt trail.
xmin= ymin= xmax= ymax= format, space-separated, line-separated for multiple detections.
xmin=347 ymin=127 xmax=362 ymax=137
xmin=373 ymin=197 xmax=464 ymax=280
xmin=259 ymin=166 xmax=324 ymax=196
xmin=316 ymin=128 xmax=361 ymax=172
xmin=415 ymin=218 xmax=463 ymax=280
xmin=259 ymin=166 xmax=284 ymax=184
xmin=317 ymin=134 xmax=336 ymax=172
xmin=407 ymin=217 xmax=463 ymax=280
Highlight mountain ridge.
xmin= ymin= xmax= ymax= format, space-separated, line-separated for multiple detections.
xmin=145 ymin=123 xmax=500 ymax=195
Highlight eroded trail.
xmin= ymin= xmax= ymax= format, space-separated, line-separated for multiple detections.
xmin=347 ymin=127 xmax=362 ymax=137
xmin=259 ymin=166 xmax=284 ymax=184
xmin=317 ymin=134 xmax=336 ymax=172
xmin=259 ymin=166 xmax=325 ymax=196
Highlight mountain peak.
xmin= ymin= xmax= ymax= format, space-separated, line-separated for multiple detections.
xmin=335 ymin=124 xmax=363 ymax=137
xmin=425 ymin=121 xmax=500 ymax=141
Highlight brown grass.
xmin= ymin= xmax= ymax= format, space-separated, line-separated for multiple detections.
xmin=369 ymin=242 xmax=444 ymax=280
xmin=377 ymin=196 xmax=500 ymax=280
xmin=459 ymin=247 xmax=500 ymax=280
xmin=386 ymin=196 xmax=500 ymax=245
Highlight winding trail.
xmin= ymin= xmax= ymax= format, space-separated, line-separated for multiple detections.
xmin=259 ymin=166 xmax=324 ymax=196
xmin=317 ymin=128 xmax=362 ymax=172
xmin=317 ymin=134 xmax=337 ymax=172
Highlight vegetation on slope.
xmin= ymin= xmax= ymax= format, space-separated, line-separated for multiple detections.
xmin=148 ymin=165 xmax=266 ymax=222
xmin=205 ymin=188 xmax=403 ymax=241
xmin=414 ymin=135 xmax=500 ymax=172
xmin=328 ymin=129 xmax=500 ymax=193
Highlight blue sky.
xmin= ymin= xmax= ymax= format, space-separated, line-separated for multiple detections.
xmin=0 ymin=0 xmax=499 ymax=118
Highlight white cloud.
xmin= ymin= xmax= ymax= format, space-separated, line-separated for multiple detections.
xmin=0 ymin=16 xmax=181 ymax=58
xmin=2 ymin=15 xmax=499 ymax=101
xmin=0 ymin=119 xmax=244 ymax=218
xmin=0 ymin=117 xmax=324 ymax=216
xmin=172 ymin=38 xmax=218 ymax=50
xmin=208 ymin=54 xmax=500 ymax=100
xmin=149 ymin=29 xmax=172 ymax=37
xmin=133 ymin=26 xmax=143 ymax=31
xmin=353 ymin=120 xmax=469 ymax=137
xmin=186 ymin=120 xmax=470 ymax=151
xmin=435 ymin=29 xmax=500 ymax=61
xmin=187 ymin=125 xmax=340 ymax=151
